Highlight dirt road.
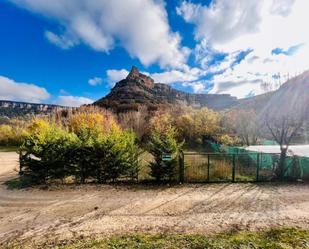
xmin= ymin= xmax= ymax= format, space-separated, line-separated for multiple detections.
xmin=0 ymin=152 xmax=309 ymax=245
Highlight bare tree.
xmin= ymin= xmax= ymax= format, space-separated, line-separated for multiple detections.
xmin=261 ymin=81 xmax=273 ymax=93
xmin=117 ymin=106 xmax=148 ymax=139
xmin=235 ymin=110 xmax=259 ymax=146
xmin=221 ymin=109 xmax=260 ymax=146
xmin=265 ymin=112 xmax=305 ymax=179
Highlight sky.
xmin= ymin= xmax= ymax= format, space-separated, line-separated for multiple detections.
xmin=0 ymin=0 xmax=309 ymax=106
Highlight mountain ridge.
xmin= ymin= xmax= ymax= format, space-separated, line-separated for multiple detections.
xmin=235 ymin=70 xmax=309 ymax=118
xmin=0 ymin=100 xmax=66 ymax=118
xmin=94 ymin=66 xmax=239 ymax=112
xmin=1 ymin=68 xmax=307 ymax=118
xmin=94 ymin=66 xmax=308 ymax=121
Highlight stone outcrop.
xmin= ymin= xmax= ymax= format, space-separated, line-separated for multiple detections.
xmin=94 ymin=66 xmax=239 ymax=111
xmin=126 ymin=66 xmax=155 ymax=89
xmin=0 ymin=100 xmax=66 ymax=118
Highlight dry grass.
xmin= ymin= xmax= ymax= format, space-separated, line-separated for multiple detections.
xmin=184 ymin=154 xmax=233 ymax=182
xmin=184 ymin=154 xmax=209 ymax=182
xmin=184 ymin=154 xmax=261 ymax=182
xmin=210 ymin=158 xmax=232 ymax=181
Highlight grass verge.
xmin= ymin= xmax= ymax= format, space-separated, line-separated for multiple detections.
xmin=5 ymin=228 xmax=309 ymax=249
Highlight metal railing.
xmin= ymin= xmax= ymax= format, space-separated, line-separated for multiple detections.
xmin=179 ymin=152 xmax=283 ymax=183
xmin=137 ymin=151 xmax=309 ymax=183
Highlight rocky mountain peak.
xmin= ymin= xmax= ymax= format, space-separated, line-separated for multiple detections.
xmin=126 ymin=66 xmax=139 ymax=80
xmin=126 ymin=66 xmax=154 ymax=89
xmin=94 ymin=66 xmax=239 ymax=112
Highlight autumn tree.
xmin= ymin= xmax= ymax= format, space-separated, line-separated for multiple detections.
xmin=175 ymin=107 xmax=234 ymax=147
xmin=0 ymin=118 xmax=28 ymax=146
xmin=149 ymin=111 xmax=174 ymax=135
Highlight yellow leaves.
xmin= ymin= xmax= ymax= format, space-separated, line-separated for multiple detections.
xmin=175 ymin=114 xmax=194 ymax=140
xmin=109 ymin=118 xmax=122 ymax=135
xmin=216 ymin=134 xmax=237 ymax=146
xmin=0 ymin=125 xmax=14 ymax=144
xmin=28 ymin=119 xmax=50 ymax=134
xmin=193 ymin=108 xmax=221 ymax=135
xmin=175 ymin=107 xmax=221 ymax=142
xmin=0 ymin=124 xmax=13 ymax=134
xmin=69 ymin=113 xmax=103 ymax=133
xmin=22 ymin=109 xmax=123 ymax=147
xmin=149 ymin=112 xmax=174 ymax=135
xmin=68 ymin=112 xmax=121 ymax=136
xmin=0 ymin=123 xmax=29 ymax=146
xmin=147 ymin=107 xmax=236 ymax=146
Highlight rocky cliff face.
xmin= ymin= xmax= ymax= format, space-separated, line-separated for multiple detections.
xmin=0 ymin=100 xmax=65 ymax=118
xmin=95 ymin=66 xmax=239 ymax=112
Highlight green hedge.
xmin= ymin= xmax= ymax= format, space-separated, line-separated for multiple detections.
xmin=19 ymin=119 xmax=140 ymax=184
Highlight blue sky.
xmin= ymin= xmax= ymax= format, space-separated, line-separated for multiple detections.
xmin=0 ymin=0 xmax=308 ymax=106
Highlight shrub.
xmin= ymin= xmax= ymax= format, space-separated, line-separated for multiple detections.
xmin=20 ymin=119 xmax=79 ymax=184
xmin=216 ymin=134 xmax=236 ymax=146
xmin=0 ymin=122 xmax=27 ymax=146
xmin=19 ymin=114 xmax=141 ymax=184
xmin=121 ymin=131 xmax=141 ymax=180
xmin=95 ymin=130 xmax=140 ymax=183
xmin=0 ymin=125 xmax=14 ymax=145
xmin=148 ymin=126 xmax=183 ymax=182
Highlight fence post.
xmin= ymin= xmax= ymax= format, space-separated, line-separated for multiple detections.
xmin=179 ymin=150 xmax=184 ymax=183
xmin=207 ymin=154 xmax=210 ymax=182
xmin=256 ymin=153 xmax=260 ymax=182
xmin=232 ymin=154 xmax=236 ymax=182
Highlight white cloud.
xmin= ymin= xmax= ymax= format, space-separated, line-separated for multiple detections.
xmin=151 ymin=68 xmax=201 ymax=84
xmin=106 ymin=69 xmax=129 ymax=87
xmin=88 ymin=77 xmax=103 ymax=86
xmin=270 ymin=0 xmax=296 ymax=17
xmin=182 ymin=81 xmax=207 ymax=93
xmin=0 ymin=76 xmax=50 ymax=103
xmin=56 ymin=95 xmax=93 ymax=107
xmin=10 ymin=0 xmax=189 ymax=69
xmin=106 ymin=67 xmax=202 ymax=86
xmin=209 ymin=78 xmax=264 ymax=98
xmin=177 ymin=0 xmax=263 ymax=45
xmin=195 ymin=40 xmax=247 ymax=73
xmin=207 ymin=42 xmax=309 ymax=98
xmin=45 ymin=31 xmax=76 ymax=49
xmin=178 ymin=0 xmax=309 ymax=98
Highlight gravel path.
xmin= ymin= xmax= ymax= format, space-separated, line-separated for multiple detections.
xmin=0 ymin=152 xmax=308 ymax=245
